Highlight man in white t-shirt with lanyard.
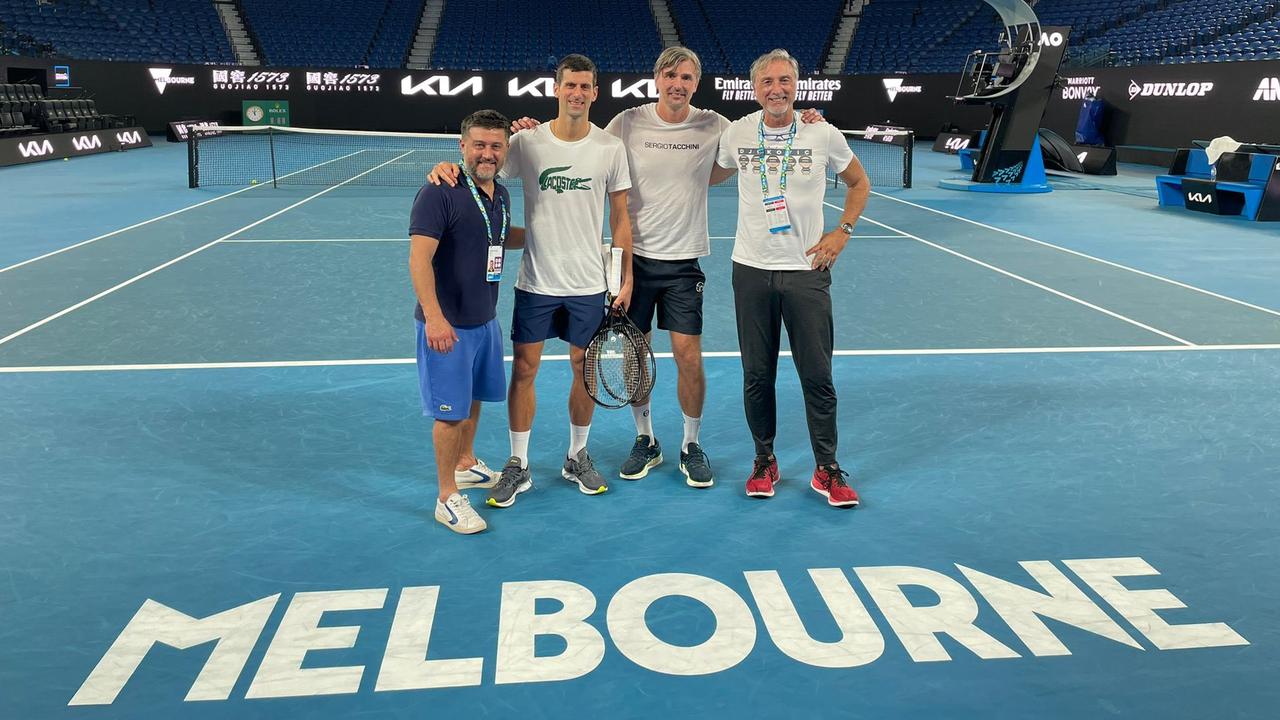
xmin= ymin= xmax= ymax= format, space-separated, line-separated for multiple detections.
xmin=715 ymin=49 xmax=870 ymax=508
xmin=498 ymin=47 xmax=822 ymax=490
xmin=455 ymin=54 xmax=634 ymax=507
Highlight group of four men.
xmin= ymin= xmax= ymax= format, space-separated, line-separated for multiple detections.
xmin=408 ymin=47 xmax=870 ymax=534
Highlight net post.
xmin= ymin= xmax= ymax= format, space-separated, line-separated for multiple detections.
xmin=268 ymin=127 xmax=278 ymax=188
xmin=904 ymin=130 xmax=914 ymax=189
xmin=187 ymin=134 xmax=198 ymax=188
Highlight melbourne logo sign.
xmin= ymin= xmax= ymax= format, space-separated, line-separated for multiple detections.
xmin=212 ymin=70 xmax=291 ymax=91
xmin=882 ymin=78 xmax=923 ymax=102
xmin=148 ymin=68 xmax=196 ymax=94
xmin=401 ymin=75 xmax=483 ymax=96
xmin=307 ymin=72 xmax=381 ymax=93
xmin=67 ymin=556 xmax=1248 ymax=706
xmin=1253 ymin=78 xmax=1280 ymax=102
xmin=1127 ymin=80 xmax=1213 ymax=100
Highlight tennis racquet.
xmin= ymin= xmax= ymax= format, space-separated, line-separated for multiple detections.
xmin=583 ymin=246 xmax=656 ymax=409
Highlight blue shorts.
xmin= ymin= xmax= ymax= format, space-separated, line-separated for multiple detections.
xmin=415 ymin=318 xmax=506 ymax=420
xmin=511 ymin=289 xmax=606 ymax=349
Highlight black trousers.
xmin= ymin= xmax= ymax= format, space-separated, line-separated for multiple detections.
xmin=731 ymin=262 xmax=837 ymax=465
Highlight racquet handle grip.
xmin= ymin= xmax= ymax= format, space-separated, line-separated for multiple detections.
xmin=608 ymin=247 xmax=623 ymax=296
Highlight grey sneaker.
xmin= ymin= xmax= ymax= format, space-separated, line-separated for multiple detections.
xmin=619 ymin=435 xmax=663 ymax=480
xmin=487 ymin=456 xmax=532 ymax=508
xmin=562 ymin=448 xmax=608 ymax=495
xmin=680 ymin=442 xmax=714 ymax=488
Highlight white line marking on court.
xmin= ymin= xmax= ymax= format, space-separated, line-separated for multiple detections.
xmin=222 ymin=238 xmax=408 ymax=243
xmin=0 ymin=149 xmax=368 ymax=275
xmin=869 ymin=190 xmax=1280 ymax=320
xmin=0 ymin=151 xmax=417 ymax=350
xmin=827 ymin=202 xmax=1196 ymax=346
xmin=6 ymin=343 xmax=1280 ymax=373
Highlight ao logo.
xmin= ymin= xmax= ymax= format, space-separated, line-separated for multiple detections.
xmin=1254 ymin=77 xmax=1280 ymax=101
xmin=71 ymin=135 xmax=102 ymax=151
xmin=401 ymin=76 xmax=483 ymax=96
xmin=612 ymin=78 xmax=658 ymax=99
xmin=508 ymin=77 xmax=555 ymax=97
xmin=1038 ymin=32 xmax=1065 ymax=47
xmin=944 ymin=137 xmax=970 ymax=151
xmin=1186 ymin=192 xmax=1213 ymax=204
xmin=18 ymin=139 xmax=54 ymax=158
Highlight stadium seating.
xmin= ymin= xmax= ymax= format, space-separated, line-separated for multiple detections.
xmin=843 ymin=0 xmax=1016 ymax=75
xmin=241 ymin=0 xmax=421 ymax=68
xmin=0 ymin=0 xmax=234 ymax=64
xmin=0 ymin=83 xmax=131 ymax=136
xmin=430 ymin=0 xmax=662 ymax=72
xmin=668 ymin=0 xmax=844 ymax=74
xmin=1073 ymin=0 xmax=1279 ymax=66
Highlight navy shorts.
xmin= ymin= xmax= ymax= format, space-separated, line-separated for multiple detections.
xmin=626 ymin=256 xmax=705 ymax=335
xmin=415 ymin=318 xmax=506 ymax=420
xmin=512 ymin=289 xmax=606 ymax=349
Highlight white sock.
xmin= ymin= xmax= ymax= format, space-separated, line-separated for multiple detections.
xmin=682 ymin=413 xmax=702 ymax=453
xmin=510 ymin=430 xmax=531 ymax=468
xmin=631 ymin=401 xmax=654 ymax=440
xmin=569 ymin=423 xmax=591 ymax=458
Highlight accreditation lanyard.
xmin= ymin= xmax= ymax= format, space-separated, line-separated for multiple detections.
xmin=757 ymin=117 xmax=796 ymax=234
xmin=463 ymin=173 xmax=509 ymax=282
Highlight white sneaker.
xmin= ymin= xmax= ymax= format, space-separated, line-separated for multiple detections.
xmin=435 ymin=492 xmax=487 ymax=534
xmin=455 ymin=459 xmax=499 ymax=489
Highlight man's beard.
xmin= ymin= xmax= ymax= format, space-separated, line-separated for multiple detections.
xmin=466 ymin=161 xmax=497 ymax=180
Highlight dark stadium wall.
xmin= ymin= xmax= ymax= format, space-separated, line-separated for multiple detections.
xmin=3 ymin=58 xmax=1277 ymax=155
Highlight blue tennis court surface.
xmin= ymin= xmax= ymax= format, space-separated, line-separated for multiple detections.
xmin=2 ymin=142 xmax=1279 ymax=719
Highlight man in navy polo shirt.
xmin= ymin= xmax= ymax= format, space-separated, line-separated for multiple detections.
xmin=410 ymin=109 xmax=525 ymax=534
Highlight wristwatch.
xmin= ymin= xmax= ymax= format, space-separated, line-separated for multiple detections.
xmin=839 ymin=222 xmax=854 ymax=235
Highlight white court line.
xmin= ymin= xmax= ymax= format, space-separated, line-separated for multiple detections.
xmin=0 ymin=149 xmax=368 ymax=275
xmin=222 ymin=238 xmax=408 ymax=243
xmin=869 ymin=190 xmax=1280 ymax=320
xmin=225 ymin=234 xmax=908 ymax=244
xmin=5 ymin=343 xmax=1280 ymax=373
xmin=0 ymin=150 xmax=416 ymax=350
xmin=828 ymin=202 xmax=1195 ymax=346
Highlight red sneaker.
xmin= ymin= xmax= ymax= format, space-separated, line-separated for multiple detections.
xmin=811 ymin=463 xmax=859 ymax=507
xmin=745 ymin=455 xmax=779 ymax=498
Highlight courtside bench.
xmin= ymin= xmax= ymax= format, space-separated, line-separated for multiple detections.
xmin=1156 ymin=148 xmax=1280 ymax=221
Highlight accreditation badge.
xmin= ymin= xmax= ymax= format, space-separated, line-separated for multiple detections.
xmin=485 ymin=245 xmax=504 ymax=283
xmin=763 ymin=195 xmax=792 ymax=234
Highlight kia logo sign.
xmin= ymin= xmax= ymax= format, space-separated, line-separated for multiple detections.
xmin=1254 ymin=77 xmax=1280 ymax=102
xmin=944 ymin=137 xmax=970 ymax=151
xmin=116 ymin=131 xmax=143 ymax=145
xmin=148 ymin=67 xmax=196 ymax=94
xmin=71 ymin=135 xmax=102 ymax=151
xmin=1038 ymin=32 xmax=1065 ymax=47
xmin=508 ymin=77 xmax=555 ymax=97
xmin=18 ymin=139 xmax=54 ymax=158
xmin=1128 ymin=80 xmax=1214 ymax=100
xmin=401 ymin=75 xmax=483 ymax=96
xmin=1186 ymin=192 xmax=1213 ymax=204
xmin=611 ymin=78 xmax=658 ymax=99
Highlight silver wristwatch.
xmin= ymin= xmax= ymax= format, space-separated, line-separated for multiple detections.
xmin=839 ymin=222 xmax=854 ymax=235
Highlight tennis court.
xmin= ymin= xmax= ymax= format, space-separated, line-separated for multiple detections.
xmin=2 ymin=139 xmax=1279 ymax=719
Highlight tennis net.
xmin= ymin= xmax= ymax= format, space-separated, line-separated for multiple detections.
xmin=187 ymin=125 xmax=913 ymax=189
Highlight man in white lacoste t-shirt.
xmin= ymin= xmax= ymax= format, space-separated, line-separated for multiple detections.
xmin=715 ymin=48 xmax=870 ymax=509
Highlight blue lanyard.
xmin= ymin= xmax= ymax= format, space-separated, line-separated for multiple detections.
xmin=462 ymin=173 xmax=508 ymax=247
xmin=757 ymin=117 xmax=796 ymax=196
